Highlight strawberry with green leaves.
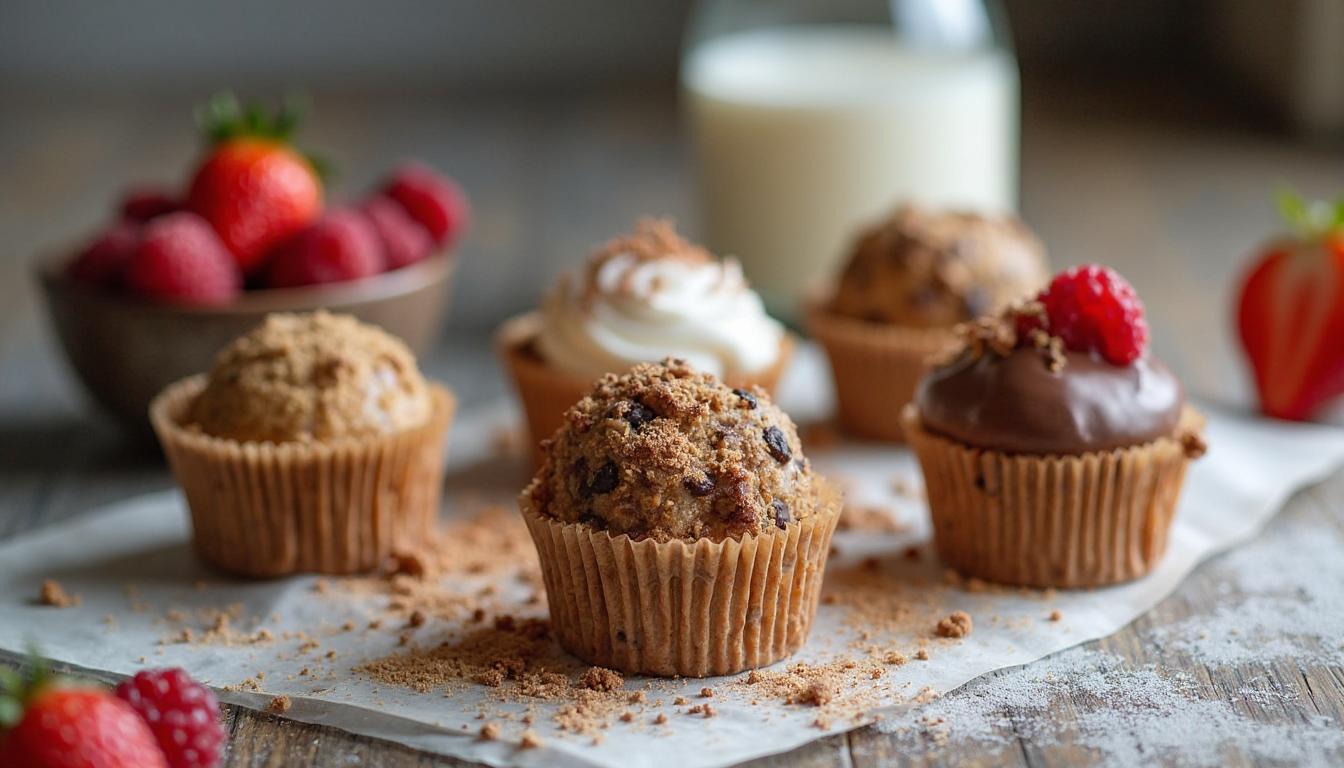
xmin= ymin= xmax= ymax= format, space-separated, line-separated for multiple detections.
xmin=187 ymin=93 xmax=324 ymax=273
xmin=0 ymin=661 xmax=168 ymax=768
xmin=1236 ymin=190 xmax=1344 ymax=420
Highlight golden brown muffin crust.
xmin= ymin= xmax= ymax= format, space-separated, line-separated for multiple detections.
xmin=188 ymin=311 xmax=432 ymax=443
xmin=830 ymin=204 xmax=1048 ymax=328
xmin=528 ymin=359 xmax=816 ymax=541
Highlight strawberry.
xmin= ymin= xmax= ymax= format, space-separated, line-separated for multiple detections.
xmin=67 ymin=222 xmax=141 ymax=288
xmin=187 ymin=93 xmax=323 ymax=273
xmin=1236 ymin=191 xmax=1344 ymax=420
xmin=1 ymin=661 xmax=168 ymax=768
xmin=119 ymin=187 xmax=181 ymax=222
xmin=362 ymin=195 xmax=433 ymax=270
xmin=383 ymin=164 xmax=468 ymax=248
xmin=266 ymin=209 xmax=383 ymax=288
xmin=125 ymin=213 xmax=240 ymax=306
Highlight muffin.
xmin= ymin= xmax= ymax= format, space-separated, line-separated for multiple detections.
xmin=808 ymin=204 xmax=1049 ymax=441
xmin=150 ymin=311 xmax=455 ymax=576
xmin=498 ymin=218 xmax=792 ymax=461
xmin=902 ymin=265 xmax=1206 ymax=588
xmin=519 ymin=359 xmax=840 ymax=676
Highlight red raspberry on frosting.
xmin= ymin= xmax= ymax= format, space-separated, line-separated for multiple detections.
xmin=1024 ymin=264 xmax=1149 ymax=365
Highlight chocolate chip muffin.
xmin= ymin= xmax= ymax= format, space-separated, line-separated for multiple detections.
xmin=189 ymin=311 xmax=433 ymax=443
xmin=830 ymin=204 xmax=1048 ymax=327
xmin=519 ymin=359 xmax=841 ymax=677
xmin=809 ymin=203 xmax=1049 ymax=442
xmin=528 ymin=359 xmax=814 ymax=542
xmin=150 ymin=312 xmax=455 ymax=576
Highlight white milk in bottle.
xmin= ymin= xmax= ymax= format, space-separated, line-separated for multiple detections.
xmin=682 ymin=24 xmax=1018 ymax=317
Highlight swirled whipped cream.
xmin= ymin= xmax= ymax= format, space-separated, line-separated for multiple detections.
xmin=534 ymin=219 xmax=785 ymax=380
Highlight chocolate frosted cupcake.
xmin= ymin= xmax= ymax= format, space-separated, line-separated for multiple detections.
xmin=151 ymin=311 xmax=455 ymax=576
xmin=903 ymin=266 xmax=1206 ymax=588
xmin=809 ymin=204 xmax=1048 ymax=441
xmin=520 ymin=359 xmax=840 ymax=676
xmin=498 ymin=219 xmax=792 ymax=461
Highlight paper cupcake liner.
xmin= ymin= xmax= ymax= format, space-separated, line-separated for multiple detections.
xmin=497 ymin=312 xmax=794 ymax=464
xmin=902 ymin=404 xmax=1205 ymax=588
xmin=806 ymin=303 xmax=957 ymax=442
xmin=519 ymin=481 xmax=841 ymax=677
xmin=150 ymin=376 xmax=455 ymax=577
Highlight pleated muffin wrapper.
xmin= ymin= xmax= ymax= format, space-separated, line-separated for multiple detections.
xmin=806 ymin=300 xmax=958 ymax=443
xmin=519 ymin=480 xmax=842 ymax=677
xmin=496 ymin=312 xmax=795 ymax=464
xmin=150 ymin=375 xmax=456 ymax=578
xmin=902 ymin=403 xmax=1207 ymax=589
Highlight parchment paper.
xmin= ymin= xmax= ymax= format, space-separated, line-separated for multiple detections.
xmin=2 ymin=348 xmax=1342 ymax=768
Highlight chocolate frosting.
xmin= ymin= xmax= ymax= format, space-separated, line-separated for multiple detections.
xmin=915 ymin=347 xmax=1184 ymax=454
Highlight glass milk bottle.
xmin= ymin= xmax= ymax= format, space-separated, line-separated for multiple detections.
xmin=682 ymin=0 xmax=1019 ymax=320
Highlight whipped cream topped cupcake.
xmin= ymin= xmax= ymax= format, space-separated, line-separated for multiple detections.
xmin=535 ymin=219 xmax=784 ymax=380
xmin=498 ymin=219 xmax=793 ymax=461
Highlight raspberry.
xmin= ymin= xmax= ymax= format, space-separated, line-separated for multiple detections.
xmin=1034 ymin=265 xmax=1148 ymax=364
xmin=266 ymin=209 xmax=383 ymax=288
xmin=125 ymin=213 xmax=240 ymax=305
xmin=68 ymin=221 xmax=141 ymax=287
xmin=114 ymin=668 xmax=224 ymax=768
xmin=120 ymin=186 xmax=182 ymax=222
xmin=383 ymin=164 xmax=469 ymax=248
xmin=362 ymin=195 xmax=433 ymax=270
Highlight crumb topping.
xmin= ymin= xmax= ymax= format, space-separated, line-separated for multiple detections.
xmin=831 ymin=205 xmax=1048 ymax=327
xmin=38 ymin=579 xmax=80 ymax=608
xmin=527 ymin=359 xmax=817 ymax=541
xmin=935 ymin=611 xmax=974 ymax=639
xmin=188 ymin=311 xmax=432 ymax=443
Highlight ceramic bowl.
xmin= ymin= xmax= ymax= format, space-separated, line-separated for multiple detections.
xmin=36 ymin=253 xmax=456 ymax=433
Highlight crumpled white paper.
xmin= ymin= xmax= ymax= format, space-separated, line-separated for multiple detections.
xmin=2 ymin=348 xmax=1342 ymax=768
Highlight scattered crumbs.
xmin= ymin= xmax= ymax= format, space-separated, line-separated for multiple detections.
xmin=915 ymin=649 xmax=930 ymax=661
xmin=673 ymin=697 xmax=688 ymax=706
xmin=407 ymin=610 xmax=427 ymax=628
xmin=479 ymin=722 xmax=500 ymax=740
xmin=312 ymin=579 xmax=330 ymax=594
xmin=1049 ymin=610 xmax=1063 ymax=622
xmin=699 ymin=686 xmax=715 ymax=698
xmin=519 ymin=730 xmax=543 ymax=749
xmin=936 ymin=611 xmax=973 ymax=639
xmin=883 ymin=651 xmax=907 ymax=666
xmin=653 ymin=713 xmax=668 ymax=725
xmin=627 ymin=691 xmax=647 ymax=704
xmin=38 ymin=579 xmax=80 ymax=608
xmin=579 ymin=667 xmax=624 ymax=693
xmin=267 ymin=695 xmax=292 ymax=713
xmin=686 ymin=703 xmax=716 ymax=718
xmin=619 ymin=711 xmax=635 ymax=723
xmin=837 ymin=505 xmax=906 ymax=533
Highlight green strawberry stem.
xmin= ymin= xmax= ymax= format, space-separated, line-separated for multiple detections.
xmin=195 ymin=91 xmax=333 ymax=183
xmin=0 ymin=651 xmax=53 ymax=729
xmin=1275 ymin=186 xmax=1344 ymax=240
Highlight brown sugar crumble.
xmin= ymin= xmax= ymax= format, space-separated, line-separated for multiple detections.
xmin=579 ymin=667 xmax=624 ymax=693
xmin=519 ymin=730 xmax=543 ymax=749
xmin=267 ymin=695 xmax=292 ymax=713
xmin=935 ymin=611 xmax=973 ymax=639
xmin=479 ymin=722 xmax=500 ymax=740
xmin=37 ymin=579 xmax=80 ymax=608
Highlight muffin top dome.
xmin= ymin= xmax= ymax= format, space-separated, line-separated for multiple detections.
xmin=526 ymin=359 xmax=816 ymax=541
xmin=830 ymin=204 xmax=1048 ymax=327
xmin=189 ymin=311 xmax=433 ymax=443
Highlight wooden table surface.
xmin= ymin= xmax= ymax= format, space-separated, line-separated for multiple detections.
xmin=2 ymin=78 xmax=1343 ymax=766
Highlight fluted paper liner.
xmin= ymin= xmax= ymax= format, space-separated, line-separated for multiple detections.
xmin=807 ymin=301 xmax=957 ymax=442
xmin=150 ymin=376 xmax=455 ymax=577
xmin=497 ymin=312 xmax=795 ymax=464
xmin=903 ymin=404 xmax=1205 ymax=588
xmin=519 ymin=481 xmax=842 ymax=677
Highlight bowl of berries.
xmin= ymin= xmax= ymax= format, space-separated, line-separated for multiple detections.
xmin=37 ymin=95 xmax=469 ymax=432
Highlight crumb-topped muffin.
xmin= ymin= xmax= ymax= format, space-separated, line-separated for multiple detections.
xmin=902 ymin=265 xmax=1205 ymax=588
xmin=498 ymin=218 xmax=792 ymax=462
xmin=809 ymin=204 xmax=1049 ymax=441
xmin=150 ymin=311 xmax=455 ymax=576
xmin=189 ymin=311 xmax=433 ymax=443
xmin=528 ymin=360 xmax=813 ymax=541
xmin=519 ymin=359 xmax=840 ymax=677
